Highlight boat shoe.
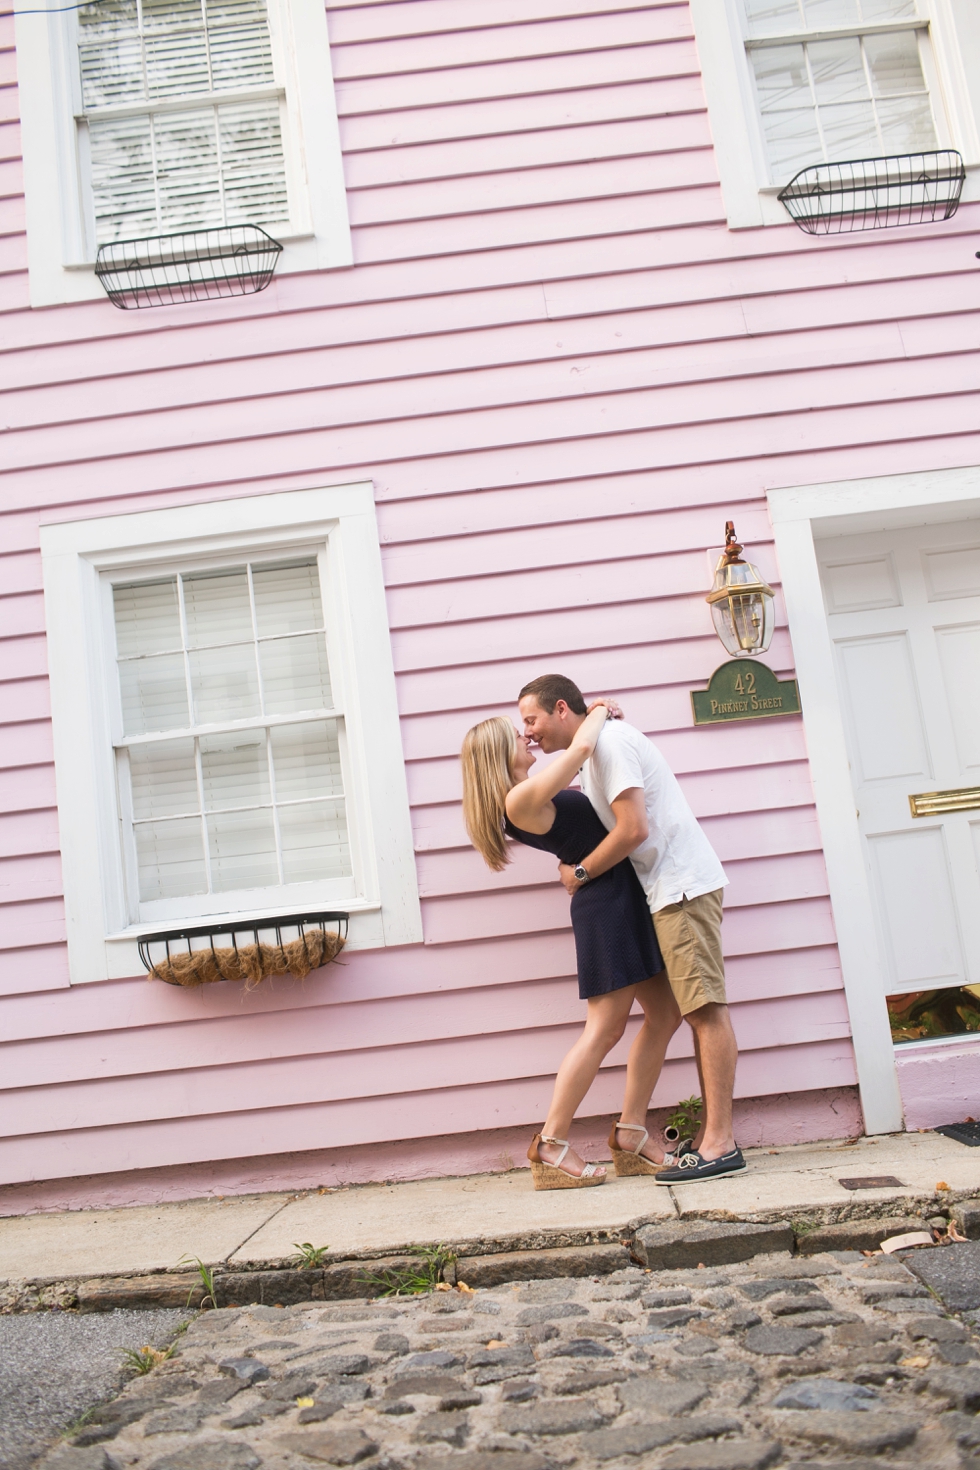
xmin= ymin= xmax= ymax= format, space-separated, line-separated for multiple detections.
xmin=654 ymin=1147 xmax=746 ymax=1184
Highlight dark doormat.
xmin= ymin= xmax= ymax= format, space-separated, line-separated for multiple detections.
xmin=935 ymin=1122 xmax=980 ymax=1146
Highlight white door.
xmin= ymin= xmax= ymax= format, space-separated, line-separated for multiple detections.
xmin=817 ymin=520 xmax=980 ymax=1005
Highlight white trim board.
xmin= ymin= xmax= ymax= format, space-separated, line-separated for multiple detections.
xmin=768 ymin=463 xmax=980 ymax=1134
xmin=40 ymin=482 xmax=422 ymax=985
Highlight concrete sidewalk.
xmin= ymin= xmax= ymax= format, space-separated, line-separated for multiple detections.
xmin=1 ymin=1131 xmax=978 ymax=1292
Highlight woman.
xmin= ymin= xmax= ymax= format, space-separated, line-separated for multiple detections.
xmin=460 ymin=706 xmax=682 ymax=1190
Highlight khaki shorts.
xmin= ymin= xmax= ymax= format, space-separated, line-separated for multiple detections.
xmin=653 ymin=889 xmax=727 ymax=1016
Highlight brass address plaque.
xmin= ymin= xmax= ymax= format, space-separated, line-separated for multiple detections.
xmin=909 ymin=787 xmax=980 ymax=817
xmin=692 ymin=659 xmax=801 ymax=726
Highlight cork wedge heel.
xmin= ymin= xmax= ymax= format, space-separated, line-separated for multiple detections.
xmin=608 ymin=1121 xmax=692 ymax=1176
xmin=526 ymin=1133 xmax=606 ymax=1190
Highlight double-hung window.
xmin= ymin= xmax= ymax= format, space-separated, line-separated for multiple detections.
xmin=743 ymin=0 xmax=937 ymax=182
xmin=689 ymin=0 xmax=980 ymax=227
xmin=15 ymin=0 xmax=352 ymax=304
xmin=40 ymin=484 xmax=421 ymax=984
xmin=114 ymin=557 xmax=352 ymax=920
xmin=78 ymin=0 xmax=290 ymax=244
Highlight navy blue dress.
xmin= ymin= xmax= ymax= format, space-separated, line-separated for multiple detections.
xmin=505 ymin=788 xmax=663 ymax=1000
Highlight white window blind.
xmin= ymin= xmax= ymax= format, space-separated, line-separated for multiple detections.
xmin=113 ymin=558 xmax=351 ymax=912
xmin=77 ymin=0 xmax=289 ymax=243
xmin=743 ymin=0 xmax=938 ymax=180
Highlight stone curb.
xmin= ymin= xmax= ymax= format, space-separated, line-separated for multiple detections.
xmin=4 ymin=1192 xmax=979 ymax=1314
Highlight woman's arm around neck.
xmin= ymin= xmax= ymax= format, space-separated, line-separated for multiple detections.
xmin=505 ymin=705 xmax=607 ymax=829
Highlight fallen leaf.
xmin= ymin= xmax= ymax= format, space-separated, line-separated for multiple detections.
xmin=456 ymin=1282 xmax=476 ymax=1295
xmin=434 ymin=1282 xmax=452 ymax=1292
xmin=936 ymin=1181 xmax=950 ymax=1191
xmin=900 ymin=1356 xmax=930 ymax=1369
xmin=949 ymin=1222 xmax=968 ymax=1242
xmin=487 ymin=1340 xmax=507 ymax=1349
xmin=296 ymin=1398 xmax=315 ymax=1408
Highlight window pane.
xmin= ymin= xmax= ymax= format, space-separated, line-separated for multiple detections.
xmin=189 ymin=642 xmax=261 ymax=723
xmin=876 ymin=94 xmax=936 ymax=150
xmin=144 ymin=29 xmax=210 ymax=98
xmin=79 ymin=35 xmax=145 ymax=108
xmin=129 ymin=737 xmax=198 ymax=818
xmin=821 ymin=100 xmax=878 ymax=156
xmin=743 ymin=0 xmax=802 ymax=36
xmin=90 ymin=115 xmax=160 ymax=242
xmin=279 ymin=801 xmax=351 ymax=884
xmin=865 ymin=30 xmax=927 ymax=96
xmin=119 ymin=653 xmax=190 ymax=734
xmin=271 ymin=720 xmax=344 ymax=801
xmin=252 ymin=561 xmax=324 ymax=637
xmin=151 ymin=109 xmax=223 ymax=229
xmin=114 ymin=579 xmax=181 ymax=657
xmin=809 ymin=38 xmax=868 ymax=104
xmin=802 ymin=0 xmax=860 ymax=25
xmin=260 ymin=635 xmax=332 ymax=714
xmin=218 ymin=100 xmax=290 ymax=228
xmin=183 ymin=568 xmax=253 ymax=647
xmin=760 ymin=106 xmax=821 ymax=176
xmin=136 ymin=816 xmax=207 ymax=900
xmin=200 ymin=729 xmax=270 ymax=810
xmin=207 ymin=807 xmax=278 ymax=889
xmin=860 ymin=0 xmax=917 ymax=18
xmin=752 ymin=44 xmax=812 ymax=110
xmin=209 ymin=21 xmax=274 ymax=89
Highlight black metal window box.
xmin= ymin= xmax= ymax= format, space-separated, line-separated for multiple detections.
xmin=139 ymin=911 xmax=348 ymax=988
xmin=95 ymin=223 xmax=283 ymax=310
xmin=778 ymin=150 xmax=965 ymax=235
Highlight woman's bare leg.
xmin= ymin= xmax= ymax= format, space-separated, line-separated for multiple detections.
xmin=615 ymin=973 xmax=683 ymax=1164
xmin=537 ymin=987 xmax=638 ymax=1177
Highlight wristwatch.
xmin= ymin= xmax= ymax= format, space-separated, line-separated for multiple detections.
xmin=573 ymin=865 xmax=590 ymax=884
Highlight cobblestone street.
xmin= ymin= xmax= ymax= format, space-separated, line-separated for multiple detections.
xmin=38 ymin=1243 xmax=980 ymax=1470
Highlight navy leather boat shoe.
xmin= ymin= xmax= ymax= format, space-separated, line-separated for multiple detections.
xmin=654 ymin=1147 xmax=746 ymax=1184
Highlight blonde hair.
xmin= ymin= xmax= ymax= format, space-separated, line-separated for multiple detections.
xmin=461 ymin=716 xmax=517 ymax=872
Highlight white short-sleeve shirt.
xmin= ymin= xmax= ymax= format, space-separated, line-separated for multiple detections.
xmin=581 ymin=720 xmax=727 ymax=914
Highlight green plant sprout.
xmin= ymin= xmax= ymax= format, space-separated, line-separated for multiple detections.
xmin=292 ymin=1242 xmax=331 ymax=1269
xmin=178 ymin=1254 xmax=218 ymax=1310
xmin=666 ymin=1095 xmax=703 ymax=1139
xmin=119 ymin=1343 xmax=175 ymax=1375
xmin=360 ymin=1244 xmax=455 ymax=1297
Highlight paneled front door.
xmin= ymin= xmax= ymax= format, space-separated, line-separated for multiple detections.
xmin=816 ymin=520 xmax=980 ymax=1008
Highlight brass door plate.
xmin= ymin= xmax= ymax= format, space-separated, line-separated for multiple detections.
xmin=909 ymin=787 xmax=980 ymax=817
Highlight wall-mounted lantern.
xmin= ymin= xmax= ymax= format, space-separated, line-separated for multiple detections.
xmin=705 ymin=521 xmax=775 ymax=658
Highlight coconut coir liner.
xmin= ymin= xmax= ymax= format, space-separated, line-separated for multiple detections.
xmin=149 ymin=928 xmax=344 ymax=988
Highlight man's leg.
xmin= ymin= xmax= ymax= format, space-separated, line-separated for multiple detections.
xmin=652 ymin=890 xmax=738 ymax=1166
xmin=683 ymin=1002 xmax=737 ymax=1160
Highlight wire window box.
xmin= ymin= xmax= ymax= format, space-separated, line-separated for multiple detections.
xmin=139 ymin=910 xmax=348 ymax=988
xmin=778 ymin=150 xmax=965 ymax=236
xmin=95 ymin=224 xmax=283 ymax=310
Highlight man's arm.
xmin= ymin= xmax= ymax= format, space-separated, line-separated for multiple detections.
xmin=558 ymin=787 xmax=648 ymax=894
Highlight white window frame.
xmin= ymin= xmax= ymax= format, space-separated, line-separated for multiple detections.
xmin=15 ymin=0 xmax=352 ymax=307
xmin=691 ymin=0 xmax=980 ymax=228
xmin=768 ymin=461 xmax=980 ymax=1135
xmin=40 ymin=482 xmax=421 ymax=985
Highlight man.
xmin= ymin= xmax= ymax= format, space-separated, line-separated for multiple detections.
xmin=518 ymin=673 xmax=743 ymax=1182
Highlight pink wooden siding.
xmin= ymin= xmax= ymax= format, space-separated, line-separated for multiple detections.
xmin=1 ymin=0 xmax=977 ymax=1198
